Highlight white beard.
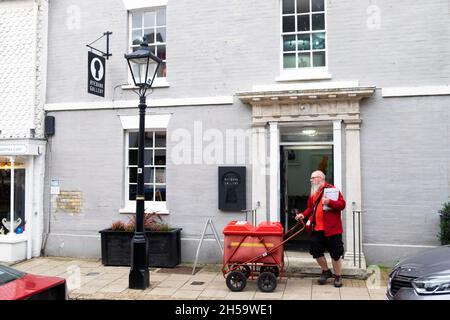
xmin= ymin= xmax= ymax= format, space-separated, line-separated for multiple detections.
xmin=310 ymin=183 xmax=321 ymax=195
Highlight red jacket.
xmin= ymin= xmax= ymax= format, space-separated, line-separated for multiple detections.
xmin=302 ymin=183 xmax=346 ymax=237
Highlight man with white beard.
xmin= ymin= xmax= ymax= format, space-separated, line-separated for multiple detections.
xmin=295 ymin=170 xmax=346 ymax=288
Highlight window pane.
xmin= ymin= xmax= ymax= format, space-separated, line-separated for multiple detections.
xmin=283 ymin=53 xmax=296 ymax=68
xmin=312 ymin=32 xmax=325 ymax=49
xmin=312 ymin=13 xmax=324 ymax=30
xmin=156 ymin=9 xmax=166 ymax=26
xmin=313 ymin=52 xmax=326 ymax=67
xmin=283 ymin=0 xmax=295 ymax=14
xmin=155 ymin=149 xmax=166 ymax=165
xmin=156 ymin=28 xmax=166 ymax=43
xmin=297 ymin=15 xmax=310 ymax=32
xmin=298 ymin=53 xmax=311 ymax=67
xmin=144 ymin=29 xmax=155 ymax=44
xmin=283 ymin=16 xmax=295 ymax=33
xmin=129 ymin=150 xmax=138 ymax=165
xmin=132 ymin=30 xmax=142 ymax=46
xmin=129 ymin=150 xmax=152 ymax=165
xmin=155 ymin=186 xmax=166 ymax=201
xmin=129 ymin=167 xmax=137 ymax=183
xmin=132 ymin=12 xmax=142 ymax=29
xmin=130 ymin=168 xmax=154 ymax=184
xmin=155 ymin=132 xmax=166 ymax=147
xmin=157 ymin=62 xmax=167 ymax=77
xmin=144 ymin=132 xmax=153 ymax=148
xmin=129 ymin=184 xmax=137 ymax=200
xmin=0 ymin=169 xmax=10 ymax=217
xmin=283 ymin=35 xmax=296 ymax=52
xmin=144 ymin=11 xmax=156 ymax=28
xmin=297 ymin=0 xmax=310 ymax=13
xmin=157 ymin=45 xmax=166 ymax=60
xmin=144 ymin=168 xmax=154 ymax=183
xmin=298 ymin=34 xmax=310 ymax=51
xmin=129 ymin=132 xmax=138 ymax=148
xmin=155 ymin=168 xmax=165 ymax=184
xmin=13 ymin=169 xmax=25 ymax=228
xmin=312 ymin=0 xmax=324 ymax=12
xmin=144 ymin=185 xmax=154 ymax=201
xmin=144 ymin=150 xmax=153 ymax=165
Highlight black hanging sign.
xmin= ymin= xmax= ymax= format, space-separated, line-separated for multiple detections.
xmin=88 ymin=51 xmax=105 ymax=97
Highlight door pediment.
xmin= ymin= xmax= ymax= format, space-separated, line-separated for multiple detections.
xmin=237 ymin=86 xmax=375 ymax=125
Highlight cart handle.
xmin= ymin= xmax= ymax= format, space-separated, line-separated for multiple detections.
xmin=232 ymin=220 xmax=306 ymax=267
xmin=283 ymin=219 xmax=306 ymax=241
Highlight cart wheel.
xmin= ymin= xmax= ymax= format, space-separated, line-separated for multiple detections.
xmin=231 ymin=265 xmax=251 ymax=278
xmin=260 ymin=266 xmax=280 ymax=277
xmin=257 ymin=272 xmax=277 ymax=292
xmin=226 ymin=271 xmax=247 ymax=292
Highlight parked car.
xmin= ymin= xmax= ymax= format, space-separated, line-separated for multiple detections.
xmin=387 ymin=245 xmax=450 ymax=300
xmin=0 ymin=264 xmax=67 ymax=300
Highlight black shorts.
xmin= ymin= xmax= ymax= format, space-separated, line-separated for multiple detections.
xmin=309 ymin=231 xmax=344 ymax=261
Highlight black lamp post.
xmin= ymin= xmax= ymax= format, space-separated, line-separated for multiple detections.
xmin=124 ymin=38 xmax=162 ymax=290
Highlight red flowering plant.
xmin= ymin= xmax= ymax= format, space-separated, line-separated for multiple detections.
xmin=111 ymin=212 xmax=170 ymax=232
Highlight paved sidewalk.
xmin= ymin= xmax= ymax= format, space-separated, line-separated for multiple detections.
xmin=12 ymin=257 xmax=387 ymax=300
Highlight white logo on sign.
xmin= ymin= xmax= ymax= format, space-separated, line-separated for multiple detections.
xmin=90 ymin=57 xmax=104 ymax=81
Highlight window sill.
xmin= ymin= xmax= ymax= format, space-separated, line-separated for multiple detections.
xmin=0 ymin=233 xmax=28 ymax=243
xmin=119 ymin=205 xmax=169 ymax=215
xmin=122 ymin=79 xmax=170 ymax=90
xmin=276 ymin=70 xmax=332 ymax=82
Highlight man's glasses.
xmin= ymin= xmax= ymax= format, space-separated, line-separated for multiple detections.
xmin=310 ymin=176 xmax=321 ymax=180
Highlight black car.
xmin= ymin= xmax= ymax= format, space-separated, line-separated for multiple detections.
xmin=387 ymin=245 xmax=450 ymax=300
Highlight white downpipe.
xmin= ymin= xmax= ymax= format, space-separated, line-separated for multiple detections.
xmin=27 ymin=156 xmax=34 ymax=259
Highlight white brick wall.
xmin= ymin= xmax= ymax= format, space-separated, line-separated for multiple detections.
xmin=0 ymin=0 xmax=47 ymax=139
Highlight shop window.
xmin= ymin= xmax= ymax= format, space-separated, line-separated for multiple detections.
xmin=0 ymin=162 xmax=25 ymax=235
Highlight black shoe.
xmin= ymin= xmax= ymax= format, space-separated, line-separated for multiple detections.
xmin=334 ymin=275 xmax=343 ymax=288
xmin=318 ymin=269 xmax=333 ymax=285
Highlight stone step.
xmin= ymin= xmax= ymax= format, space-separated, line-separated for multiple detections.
xmin=284 ymin=251 xmax=368 ymax=279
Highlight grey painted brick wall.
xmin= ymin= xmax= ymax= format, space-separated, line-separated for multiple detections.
xmin=360 ymin=92 xmax=450 ymax=264
xmin=44 ymin=0 xmax=450 ymax=264
xmin=44 ymin=102 xmax=253 ymax=260
xmin=46 ymin=0 xmax=450 ymax=105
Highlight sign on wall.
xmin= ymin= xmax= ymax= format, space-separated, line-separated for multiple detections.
xmin=88 ymin=51 xmax=105 ymax=97
xmin=218 ymin=166 xmax=246 ymax=211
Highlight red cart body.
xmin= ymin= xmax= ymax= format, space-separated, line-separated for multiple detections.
xmin=222 ymin=219 xmax=305 ymax=293
xmin=223 ymin=221 xmax=284 ymax=265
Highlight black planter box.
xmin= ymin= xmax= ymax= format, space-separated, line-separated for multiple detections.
xmin=99 ymin=228 xmax=182 ymax=267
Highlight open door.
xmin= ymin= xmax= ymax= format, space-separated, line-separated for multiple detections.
xmin=280 ymin=146 xmax=333 ymax=251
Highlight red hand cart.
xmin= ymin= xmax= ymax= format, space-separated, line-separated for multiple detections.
xmin=222 ymin=219 xmax=305 ymax=292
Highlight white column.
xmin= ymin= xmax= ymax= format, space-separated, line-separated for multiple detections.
xmin=344 ymin=120 xmax=364 ymax=264
xmin=33 ymin=146 xmax=46 ymax=257
xmin=269 ymin=122 xmax=280 ymax=222
xmin=251 ymin=126 xmax=267 ymax=224
xmin=9 ymin=156 xmax=15 ymax=236
xmin=333 ymin=120 xmax=342 ymax=190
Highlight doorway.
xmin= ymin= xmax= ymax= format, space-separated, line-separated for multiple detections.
xmin=280 ymin=145 xmax=334 ymax=251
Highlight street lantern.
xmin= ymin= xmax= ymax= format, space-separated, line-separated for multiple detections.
xmin=124 ymin=38 xmax=162 ymax=290
xmin=125 ymin=38 xmax=162 ymax=89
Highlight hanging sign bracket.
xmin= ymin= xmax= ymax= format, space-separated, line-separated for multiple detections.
xmin=86 ymin=31 xmax=112 ymax=59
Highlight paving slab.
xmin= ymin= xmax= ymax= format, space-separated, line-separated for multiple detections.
xmin=171 ymin=289 xmax=202 ymax=299
xmin=10 ymin=257 xmax=388 ymax=300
